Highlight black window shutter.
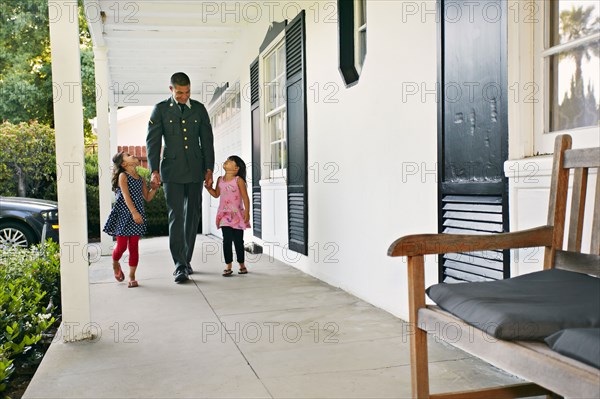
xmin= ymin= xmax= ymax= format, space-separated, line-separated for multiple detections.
xmin=250 ymin=58 xmax=261 ymax=238
xmin=285 ymin=11 xmax=308 ymax=255
xmin=337 ymin=0 xmax=359 ymax=86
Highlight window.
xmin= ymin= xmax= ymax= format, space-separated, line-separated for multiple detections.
xmin=208 ymin=86 xmax=241 ymax=128
xmin=250 ymin=12 xmax=308 ymax=254
xmin=545 ymin=0 xmax=599 ymax=132
xmin=263 ymin=39 xmax=287 ymax=176
xmin=354 ymin=0 xmax=367 ymax=73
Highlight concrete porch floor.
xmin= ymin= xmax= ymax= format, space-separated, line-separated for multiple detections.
xmin=24 ymin=235 xmax=527 ymax=399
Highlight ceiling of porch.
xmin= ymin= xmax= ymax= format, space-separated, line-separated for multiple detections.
xmin=84 ymin=0 xmax=247 ymax=106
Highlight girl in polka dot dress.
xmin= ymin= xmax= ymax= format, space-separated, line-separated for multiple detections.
xmin=103 ymin=152 xmax=157 ymax=287
xmin=205 ymin=155 xmax=250 ymax=277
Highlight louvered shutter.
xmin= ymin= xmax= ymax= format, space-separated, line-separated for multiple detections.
xmin=285 ymin=11 xmax=308 ymax=255
xmin=438 ymin=0 xmax=509 ymax=283
xmin=440 ymin=195 xmax=508 ymax=282
xmin=250 ymin=58 xmax=261 ymax=238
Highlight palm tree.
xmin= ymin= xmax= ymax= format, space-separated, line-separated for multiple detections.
xmin=560 ymin=5 xmax=599 ymax=82
xmin=557 ymin=5 xmax=600 ymax=129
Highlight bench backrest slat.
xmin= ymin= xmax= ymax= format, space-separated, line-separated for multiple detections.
xmin=555 ymin=250 xmax=600 ymax=277
xmin=544 ymin=135 xmax=571 ymax=269
xmin=547 ymin=135 xmax=600 ymax=274
xmin=591 ymin=171 xmax=600 ymax=255
xmin=567 ymin=167 xmax=588 ymax=252
xmin=563 ymin=147 xmax=600 ymax=168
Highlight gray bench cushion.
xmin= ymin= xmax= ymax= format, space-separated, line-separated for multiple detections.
xmin=545 ymin=328 xmax=600 ymax=369
xmin=426 ymin=269 xmax=600 ymax=340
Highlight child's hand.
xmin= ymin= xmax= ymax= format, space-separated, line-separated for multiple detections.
xmin=150 ymin=180 xmax=159 ymax=190
xmin=244 ymin=211 xmax=250 ymax=224
xmin=133 ymin=212 xmax=143 ymax=224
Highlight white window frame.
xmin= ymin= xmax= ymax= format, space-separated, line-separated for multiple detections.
xmin=259 ymin=32 xmax=287 ymax=180
xmin=354 ymin=0 xmax=367 ymax=73
xmin=533 ymin=0 xmax=600 ymax=154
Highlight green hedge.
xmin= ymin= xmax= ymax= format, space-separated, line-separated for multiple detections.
xmin=0 ymin=241 xmax=61 ymax=394
xmin=0 ymin=121 xmax=57 ymax=200
xmin=137 ymin=168 xmax=170 ymax=236
xmin=86 ymin=154 xmax=169 ymax=238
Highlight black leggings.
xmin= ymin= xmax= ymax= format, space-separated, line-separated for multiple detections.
xmin=221 ymin=226 xmax=244 ymax=264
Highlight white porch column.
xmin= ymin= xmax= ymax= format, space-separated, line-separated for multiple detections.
xmin=93 ymin=46 xmax=113 ymax=255
xmin=48 ymin=0 xmax=91 ymax=341
xmin=110 ymin=103 xmax=119 ymax=156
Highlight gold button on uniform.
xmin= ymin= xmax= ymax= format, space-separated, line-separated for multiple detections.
xmin=185 ymin=145 xmax=188 ymax=149
xmin=183 ymin=128 xmax=187 ymax=132
xmin=182 ymin=120 xmax=186 ymax=124
xmin=169 ymin=120 xmax=172 ymax=123
xmin=184 ymin=137 xmax=188 ymax=141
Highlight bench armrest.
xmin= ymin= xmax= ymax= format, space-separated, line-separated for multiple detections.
xmin=388 ymin=226 xmax=554 ymax=257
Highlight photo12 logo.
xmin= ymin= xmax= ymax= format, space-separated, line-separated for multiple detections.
xmin=201 ymin=321 xmax=340 ymax=344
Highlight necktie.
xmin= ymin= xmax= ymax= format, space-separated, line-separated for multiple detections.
xmin=178 ymin=103 xmax=186 ymax=113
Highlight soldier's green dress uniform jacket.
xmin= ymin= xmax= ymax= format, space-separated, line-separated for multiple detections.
xmin=146 ymin=96 xmax=215 ymax=273
xmin=146 ymin=97 xmax=215 ymax=182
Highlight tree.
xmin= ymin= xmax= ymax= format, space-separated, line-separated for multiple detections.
xmin=557 ymin=5 xmax=600 ymax=130
xmin=0 ymin=0 xmax=96 ymax=137
xmin=0 ymin=121 xmax=57 ymax=199
xmin=0 ymin=1 xmax=53 ymax=125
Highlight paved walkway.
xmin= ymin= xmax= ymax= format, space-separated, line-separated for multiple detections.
xmin=24 ymin=235 xmax=524 ymax=398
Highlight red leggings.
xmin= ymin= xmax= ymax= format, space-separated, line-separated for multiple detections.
xmin=112 ymin=236 xmax=140 ymax=267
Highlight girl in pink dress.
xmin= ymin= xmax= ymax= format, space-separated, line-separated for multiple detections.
xmin=205 ymin=155 xmax=251 ymax=276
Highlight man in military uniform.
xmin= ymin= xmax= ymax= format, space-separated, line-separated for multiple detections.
xmin=147 ymin=72 xmax=215 ymax=283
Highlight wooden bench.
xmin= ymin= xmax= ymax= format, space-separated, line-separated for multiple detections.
xmin=388 ymin=134 xmax=600 ymax=398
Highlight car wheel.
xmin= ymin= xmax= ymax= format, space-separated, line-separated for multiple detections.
xmin=0 ymin=221 xmax=37 ymax=249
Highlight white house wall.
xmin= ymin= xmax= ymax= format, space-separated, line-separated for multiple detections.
xmin=115 ymin=106 xmax=153 ymax=146
xmin=210 ymin=1 xmax=439 ymax=320
xmin=206 ymin=110 xmax=242 ymax=237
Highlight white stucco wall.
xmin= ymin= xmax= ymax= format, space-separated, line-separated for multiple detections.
xmin=116 ymin=106 xmax=153 ymax=146
xmin=91 ymin=106 xmax=153 ymax=147
xmin=210 ymin=0 xmax=439 ymax=320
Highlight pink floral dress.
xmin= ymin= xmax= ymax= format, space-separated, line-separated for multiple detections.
xmin=216 ymin=176 xmax=250 ymax=230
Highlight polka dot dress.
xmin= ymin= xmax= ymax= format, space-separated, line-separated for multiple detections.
xmin=103 ymin=173 xmax=147 ymax=236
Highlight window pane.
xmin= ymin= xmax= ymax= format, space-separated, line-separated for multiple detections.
xmin=354 ymin=0 xmax=367 ymax=70
xmin=281 ymin=141 xmax=287 ymax=170
xmin=549 ymin=46 xmax=600 ymax=131
xmin=267 ymin=82 xmax=277 ymax=113
xmin=265 ymin=52 xmax=276 ymax=82
xmin=359 ymin=30 xmax=367 ymax=66
xmin=268 ymin=113 xmax=285 ymax=143
xmin=271 ymin=143 xmax=282 ymax=170
xmin=277 ymin=44 xmax=285 ymax=76
xmin=277 ymin=76 xmax=285 ymax=107
xmin=269 ymin=114 xmax=278 ymax=142
xmin=551 ymin=0 xmax=599 ymax=46
xmin=280 ymin=111 xmax=286 ymax=140
xmin=355 ymin=0 xmax=366 ymax=26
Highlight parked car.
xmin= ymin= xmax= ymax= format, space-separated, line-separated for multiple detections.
xmin=0 ymin=196 xmax=59 ymax=249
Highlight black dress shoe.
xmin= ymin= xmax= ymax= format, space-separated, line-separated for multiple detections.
xmin=186 ymin=265 xmax=193 ymax=275
xmin=174 ymin=268 xmax=189 ymax=283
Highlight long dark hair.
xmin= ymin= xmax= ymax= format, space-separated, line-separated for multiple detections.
xmin=111 ymin=151 xmax=126 ymax=192
xmin=228 ymin=155 xmax=246 ymax=183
